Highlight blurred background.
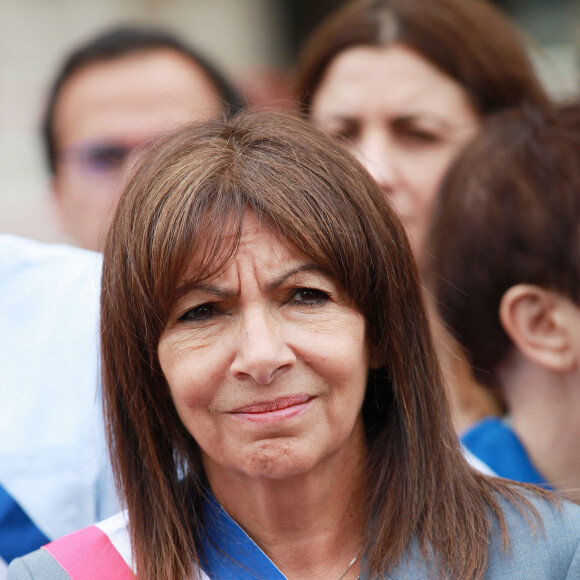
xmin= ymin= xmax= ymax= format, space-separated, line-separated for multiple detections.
xmin=1 ymin=0 xmax=579 ymax=244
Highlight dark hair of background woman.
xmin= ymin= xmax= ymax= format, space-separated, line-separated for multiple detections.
xmin=294 ymin=0 xmax=548 ymax=116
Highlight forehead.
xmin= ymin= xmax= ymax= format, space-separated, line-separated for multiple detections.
xmin=312 ymin=43 xmax=476 ymax=119
xmin=184 ymin=213 xmax=310 ymax=284
xmin=53 ymin=48 xmax=223 ymax=148
xmin=238 ymin=215 xmax=303 ymax=261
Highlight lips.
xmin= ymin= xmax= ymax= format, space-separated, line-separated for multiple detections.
xmin=230 ymin=395 xmax=313 ymax=424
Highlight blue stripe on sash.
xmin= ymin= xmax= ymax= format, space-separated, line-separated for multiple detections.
xmin=200 ymin=493 xmax=287 ymax=579
xmin=0 ymin=484 xmax=49 ymax=563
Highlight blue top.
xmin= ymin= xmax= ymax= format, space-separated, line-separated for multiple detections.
xmin=461 ymin=417 xmax=552 ymax=488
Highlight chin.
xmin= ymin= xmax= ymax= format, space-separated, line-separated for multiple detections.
xmin=240 ymin=440 xmax=317 ymax=480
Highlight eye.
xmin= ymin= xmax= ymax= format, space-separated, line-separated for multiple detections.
xmin=401 ymin=128 xmax=439 ymax=143
xmin=392 ymin=120 xmax=440 ymax=145
xmin=323 ymin=119 xmax=360 ymax=144
xmin=333 ymin=128 xmax=358 ymax=143
xmin=177 ymin=303 xmax=219 ymax=323
xmin=291 ymin=288 xmax=330 ymax=306
xmin=82 ymin=144 xmax=131 ymax=174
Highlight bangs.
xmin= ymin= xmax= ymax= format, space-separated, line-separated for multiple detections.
xmin=148 ymin=161 xmax=377 ymax=327
xmin=152 ymin=183 xmax=248 ymax=318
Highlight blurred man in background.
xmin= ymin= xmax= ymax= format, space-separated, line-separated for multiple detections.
xmin=42 ymin=26 xmax=244 ymax=251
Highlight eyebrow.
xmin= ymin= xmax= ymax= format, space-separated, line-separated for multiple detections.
xmin=324 ymin=111 xmax=450 ymax=128
xmin=318 ymin=113 xmax=358 ymax=126
xmin=264 ymin=263 xmax=329 ymax=292
xmin=391 ymin=114 xmax=450 ymax=130
xmin=175 ymin=280 xmax=237 ymax=300
xmin=176 ymin=263 xmax=329 ymax=298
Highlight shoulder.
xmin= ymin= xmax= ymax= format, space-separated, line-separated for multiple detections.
xmin=389 ymin=492 xmax=580 ymax=579
xmin=0 ymin=235 xmax=102 ymax=293
xmin=0 ymin=234 xmax=101 ymax=271
xmin=8 ymin=549 xmax=70 ymax=580
xmin=485 ymin=491 xmax=580 ymax=579
xmin=0 ymin=236 xmax=113 ymax=541
xmin=8 ymin=513 xmax=134 ymax=580
xmin=7 ymin=512 xmax=215 ymax=580
xmin=0 ymin=234 xmax=102 ymax=328
xmin=462 ymin=417 xmax=549 ymax=486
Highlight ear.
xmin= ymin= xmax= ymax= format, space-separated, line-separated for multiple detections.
xmin=499 ymin=284 xmax=576 ymax=372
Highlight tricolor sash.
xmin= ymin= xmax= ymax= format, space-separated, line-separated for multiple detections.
xmin=199 ymin=494 xmax=286 ymax=579
xmin=43 ymin=512 xmax=134 ymax=579
xmin=41 ymin=494 xmax=294 ymax=579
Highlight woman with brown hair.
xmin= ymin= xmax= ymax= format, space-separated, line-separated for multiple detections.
xmin=294 ymin=0 xmax=549 ymax=432
xmin=8 ymin=112 xmax=580 ymax=579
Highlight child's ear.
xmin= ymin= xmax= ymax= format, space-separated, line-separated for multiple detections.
xmin=499 ymin=285 xmax=576 ymax=372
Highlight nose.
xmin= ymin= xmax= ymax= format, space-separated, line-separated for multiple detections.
xmin=230 ymin=307 xmax=296 ymax=385
xmin=354 ymin=132 xmax=397 ymax=195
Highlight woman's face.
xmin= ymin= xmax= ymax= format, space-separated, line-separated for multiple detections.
xmin=158 ymin=213 xmax=369 ymax=486
xmin=311 ymin=44 xmax=480 ymax=257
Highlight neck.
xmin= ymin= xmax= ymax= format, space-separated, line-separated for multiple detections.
xmin=205 ymin=424 xmax=366 ymax=579
xmin=499 ymin=354 xmax=580 ymax=502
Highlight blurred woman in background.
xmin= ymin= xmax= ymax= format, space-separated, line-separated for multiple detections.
xmin=294 ymin=0 xmax=549 ymax=432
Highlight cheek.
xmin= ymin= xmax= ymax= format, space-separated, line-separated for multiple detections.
xmin=402 ymin=144 xmax=466 ymax=217
xmin=406 ymin=154 xmax=446 ymax=200
xmin=164 ymin=366 xmax=221 ymax=448
xmin=307 ymin=320 xmax=369 ymax=395
xmin=416 ymin=121 xmax=480 ymax=199
xmin=159 ymin=339 xmax=219 ymax=420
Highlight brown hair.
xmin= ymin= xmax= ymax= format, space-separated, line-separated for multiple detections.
xmin=295 ymin=0 xmax=548 ymax=116
xmin=427 ymin=105 xmax=580 ymax=386
xmin=101 ymin=111 xmax=526 ymax=579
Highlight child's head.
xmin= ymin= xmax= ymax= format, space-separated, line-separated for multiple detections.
xmin=428 ymin=105 xmax=580 ymax=386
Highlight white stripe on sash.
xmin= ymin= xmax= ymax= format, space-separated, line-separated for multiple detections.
xmin=94 ymin=511 xmax=212 ymax=580
xmin=95 ymin=511 xmax=134 ymax=573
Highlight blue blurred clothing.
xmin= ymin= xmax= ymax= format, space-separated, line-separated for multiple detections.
xmin=461 ymin=416 xmax=551 ymax=488
xmin=0 ymin=485 xmax=48 ymax=564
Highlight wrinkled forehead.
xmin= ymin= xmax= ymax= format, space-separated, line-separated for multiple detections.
xmin=173 ymin=211 xmax=318 ymax=293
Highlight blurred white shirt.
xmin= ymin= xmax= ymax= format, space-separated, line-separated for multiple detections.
xmin=0 ymin=235 xmax=118 ymax=572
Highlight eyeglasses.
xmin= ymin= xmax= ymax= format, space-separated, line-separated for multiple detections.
xmin=57 ymin=142 xmax=137 ymax=178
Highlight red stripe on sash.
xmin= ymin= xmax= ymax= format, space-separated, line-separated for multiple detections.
xmin=43 ymin=525 xmax=133 ymax=579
